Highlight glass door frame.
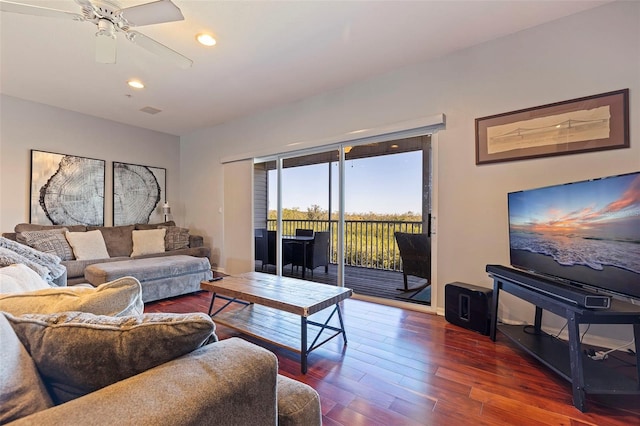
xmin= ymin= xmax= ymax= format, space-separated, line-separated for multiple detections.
xmin=262 ymin=146 xmax=347 ymax=286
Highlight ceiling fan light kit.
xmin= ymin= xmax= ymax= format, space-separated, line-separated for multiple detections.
xmin=0 ymin=0 xmax=193 ymax=68
xmin=95 ymin=18 xmax=117 ymax=63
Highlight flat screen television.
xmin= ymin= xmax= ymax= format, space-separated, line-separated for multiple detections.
xmin=508 ymin=171 xmax=640 ymax=301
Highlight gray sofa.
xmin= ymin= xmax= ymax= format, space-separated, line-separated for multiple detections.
xmin=3 ymin=221 xmax=211 ymax=286
xmin=1 ymin=316 xmax=321 ymax=425
xmin=0 ymin=277 xmax=321 ymax=425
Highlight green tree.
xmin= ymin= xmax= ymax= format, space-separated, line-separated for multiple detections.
xmin=306 ymin=204 xmax=326 ymax=220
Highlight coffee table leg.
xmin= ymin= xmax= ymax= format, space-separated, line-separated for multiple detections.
xmin=301 ymin=316 xmax=308 ymax=374
xmin=207 ymin=292 xmax=216 ymax=315
xmin=336 ymin=304 xmax=347 ymax=344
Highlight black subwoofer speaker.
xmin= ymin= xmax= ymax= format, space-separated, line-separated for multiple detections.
xmin=445 ymin=282 xmax=493 ymax=336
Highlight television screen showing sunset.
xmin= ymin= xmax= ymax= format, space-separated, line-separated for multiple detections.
xmin=508 ymin=172 xmax=640 ymax=298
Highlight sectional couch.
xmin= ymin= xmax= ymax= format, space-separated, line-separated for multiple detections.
xmin=0 ymin=275 xmax=321 ymax=425
xmin=2 ymin=222 xmax=213 ymax=302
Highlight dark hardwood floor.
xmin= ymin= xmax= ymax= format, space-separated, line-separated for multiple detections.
xmin=145 ymin=291 xmax=640 ymax=425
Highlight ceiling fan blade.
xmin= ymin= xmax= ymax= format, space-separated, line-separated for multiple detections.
xmin=0 ymin=0 xmax=82 ymax=20
xmin=74 ymin=0 xmax=95 ymax=19
xmin=126 ymin=30 xmax=192 ymax=69
xmin=96 ymin=32 xmax=117 ymax=64
xmin=119 ymin=0 xmax=184 ymax=27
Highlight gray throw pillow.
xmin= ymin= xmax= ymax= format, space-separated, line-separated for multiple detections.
xmin=5 ymin=311 xmax=216 ymax=404
xmin=0 ymin=314 xmax=53 ymax=423
xmin=159 ymin=225 xmax=190 ymax=251
xmin=21 ymin=228 xmax=74 ymax=261
xmin=14 ymin=223 xmax=87 ymax=244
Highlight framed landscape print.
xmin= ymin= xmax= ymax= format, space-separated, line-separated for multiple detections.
xmin=30 ymin=150 xmax=105 ymax=225
xmin=113 ymin=162 xmax=166 ymax=225
xmin=475 ymin=89 xmax=629 ymax=164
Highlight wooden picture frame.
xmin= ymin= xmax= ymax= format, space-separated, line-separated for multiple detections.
xmin=113 ymin=162 xmax=166 ymax=226
xmin=475 ymin=89 xmax=629 ymax=165
xmin=30 ymin=150 xmax=105 ymax=225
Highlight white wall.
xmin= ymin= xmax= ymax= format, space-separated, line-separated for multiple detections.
xmin=180 ymin=2 xmax=640 ymax=346
xmin=0 ymin=95 xmax=181 ymax=232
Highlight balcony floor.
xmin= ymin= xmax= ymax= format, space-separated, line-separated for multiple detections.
xmin=255 ymin=262 xmax=430 ymax=305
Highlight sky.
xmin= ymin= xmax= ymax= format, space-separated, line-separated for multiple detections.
xmin=508 ymin=172 xmax=640 ymax=238
xmin=268 ymin=151 xmax=422 ymax=215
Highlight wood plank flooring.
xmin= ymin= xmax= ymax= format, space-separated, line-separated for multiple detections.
xmin=145 ymin=291 xmax=640 ymax=425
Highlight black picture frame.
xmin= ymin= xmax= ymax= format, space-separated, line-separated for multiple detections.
xmin=30 ymin=150 xmax=105 ymax=225
xmin=112 ymin=161 xmax=166 ymax=225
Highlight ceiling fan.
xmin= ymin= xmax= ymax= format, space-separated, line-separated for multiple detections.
xmin=0 ymin=0 xmax=193 ymax=68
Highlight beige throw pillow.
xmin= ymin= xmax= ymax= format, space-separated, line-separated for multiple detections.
xmin=5 ymin=311 xmax=216 ymax=404
xmin=131 ymin=229 xmax=166 ymax=257
xmin=65 ymin=230 xmax=109 ymax=260
xmin=0 ymin=276 xmax=143 ymax=317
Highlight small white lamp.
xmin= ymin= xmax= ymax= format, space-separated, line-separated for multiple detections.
xmin=162 ymin=201 xmax=171 ymax=222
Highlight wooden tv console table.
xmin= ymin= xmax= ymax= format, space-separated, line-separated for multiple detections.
xmin=487 ymin=265 xmax=640 ymax=412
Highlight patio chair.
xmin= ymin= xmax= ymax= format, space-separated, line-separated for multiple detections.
xmin=266 ymin=230 xmax=293 ymax=270
xmin=292 ymin=231 xmax=330 ymax=277
xmin=291 ymin=228 xmax=314 ymax=274
xmin=394 ymin=232 xmax=431 ymax=292
xmin=254 ymin=228 xmax=268 ymax=270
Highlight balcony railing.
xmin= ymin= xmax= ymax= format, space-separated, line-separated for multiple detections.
xmin=266 ymin=219 xmax=422 ymax=271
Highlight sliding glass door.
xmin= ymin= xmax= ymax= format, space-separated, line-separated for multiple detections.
xmin=254 ymin=149 xmax=338 ymax=286
xmin=254 ymin=135 xmax=431 ymax=305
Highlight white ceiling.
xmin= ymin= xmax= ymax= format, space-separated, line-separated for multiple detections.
xmin=0 ymin=0 xmax=611 ymax=136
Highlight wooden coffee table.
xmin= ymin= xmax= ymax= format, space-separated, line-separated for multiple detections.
xmin=201 ymin=272 xmax=352 ymax=373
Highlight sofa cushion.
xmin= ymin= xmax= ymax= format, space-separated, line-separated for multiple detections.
xmin=0 ymin=263 xmax=51 ymax=294
xmin=131 ymin=229 xmax=166 ymax=257
xmin=0 ymin=313 xmax=53 ymax=424
xmin=21 ymin=228 xmax=75 ymax=261
xmin=87 ymin=225 xmax=135 ymax=258
xmin=85 ymin=255 xmax=211 ymax=284
xmin=160 ymin=225 xmax=190 ymax=251
xmin=0 ymin=276 xmax=143 ymax=317
xmin=276 ymin=375 xmax=322 ymax=426
xmin=60 ymin=256 xmax=128 ymax=280
xmin=65 ymin=230 xmax=110 ymax=260
xmin=135 ymin=220 xmax=176 ymax=230
xmin=5 ymin=311 xmax=216 ymax=404
xmin=14 ymin=223 xmax=87 ymax=244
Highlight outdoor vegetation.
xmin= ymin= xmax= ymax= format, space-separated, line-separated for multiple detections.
xmin=268 ymin=205 xmax=422 ymax=270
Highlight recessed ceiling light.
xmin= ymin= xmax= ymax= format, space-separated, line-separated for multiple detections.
xmin=196 ymin=33 xmax=216 ymax=46
xmin=127 ymin=80 xmax=144 ymax=89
